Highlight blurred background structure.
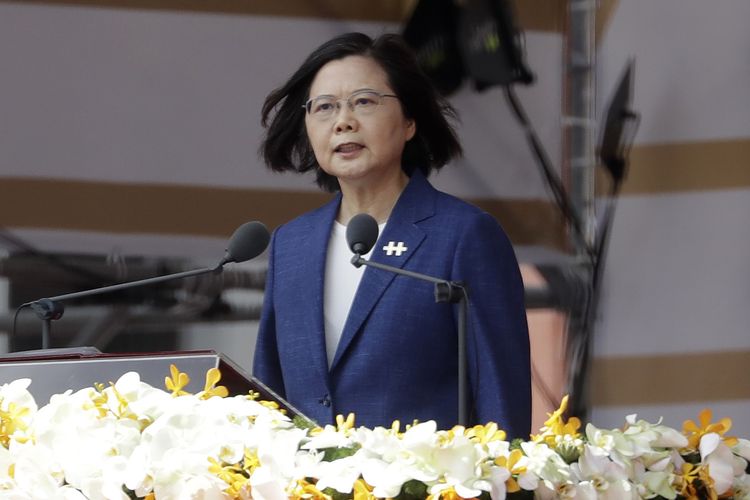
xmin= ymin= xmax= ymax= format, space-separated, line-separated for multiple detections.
xmin=0 ymin=0 xmax=748 ymax=435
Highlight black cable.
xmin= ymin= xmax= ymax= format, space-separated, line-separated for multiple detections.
xmin=11 ymin=304 xmax=27 ymax=346
xmin=566 ymin=111 xmax=641 ymax=420
xmin=565 ymin=179 xmax=620 ymax=420
xmin=502 ymin=82 xmax=641 ymax=420
xmin=502 ymin=85 xmax=596 ymax=264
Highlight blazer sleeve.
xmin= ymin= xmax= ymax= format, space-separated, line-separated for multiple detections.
xmin=452 ymin=211 xmax=531 ymax=439
xmin=252 ymin=229 xmax=286 ymax=398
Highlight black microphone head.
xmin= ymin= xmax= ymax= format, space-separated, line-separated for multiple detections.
xmin=223 ymin=221 xmax=270 ymax=265
xmin=346 ymin=213 xmax=379 ymax=255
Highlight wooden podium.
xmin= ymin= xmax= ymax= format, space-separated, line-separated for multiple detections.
xmin=0 ymin=348 xmax=308 ymax=421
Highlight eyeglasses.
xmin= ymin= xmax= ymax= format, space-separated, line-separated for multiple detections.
xmin=302 ymin=90 xmax=398 ymax=121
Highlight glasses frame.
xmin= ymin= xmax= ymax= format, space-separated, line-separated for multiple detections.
xmin=302 ymin=89 xmax=399 ymax=120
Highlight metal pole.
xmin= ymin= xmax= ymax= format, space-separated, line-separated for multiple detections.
xmin=457 ymin=293 xmax=468 ymax=426
xmin=42 ymin=319 xmax=51 ymax=349
xmin=564 ymin=0 xmax=598 ymax=421
xmin=565 ymin=0 xmax=597 ymax=255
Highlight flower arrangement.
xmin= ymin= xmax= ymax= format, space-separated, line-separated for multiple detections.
xmin=0 ymin=366 xmax=748 ymax=499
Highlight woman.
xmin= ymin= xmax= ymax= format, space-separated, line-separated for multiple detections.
xmin=253 ymin=32 xmax=531 ymax=439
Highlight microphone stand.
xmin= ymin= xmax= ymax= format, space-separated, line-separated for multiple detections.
xmin=351 ymin=254 xmax=470 ymax=426
xmin=16 ymin=219 xmax=270 ymax=351
xmin=24 ymin=265 xmax=225 ymax=350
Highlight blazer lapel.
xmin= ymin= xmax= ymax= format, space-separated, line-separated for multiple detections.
xmin=298 ymin=195 xmax=341 ymax=387
xmin=330 ymin=171 xmax=437 ymax=370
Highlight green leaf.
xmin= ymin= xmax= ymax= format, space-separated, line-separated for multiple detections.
xmin=322 ymin=487 xmax=353 ymax=500
xmin=509 ymin=437 xmax=525 ymax=450
xmin=293 ymin=415 xmax=318 ymax=430
xmin=323 ymin=444 xmax=360 ymax=462
xmin=394 ymin=479 xmax=428 ymax=500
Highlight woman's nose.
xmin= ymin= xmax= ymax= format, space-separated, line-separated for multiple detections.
xmin=333 ymin=103 xmax=357 ymax=132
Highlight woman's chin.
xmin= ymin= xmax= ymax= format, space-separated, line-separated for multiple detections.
xmin=322 ymin=163 xmax=372 ymax=183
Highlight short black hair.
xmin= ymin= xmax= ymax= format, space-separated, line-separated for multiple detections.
xmin=259 ymin=32 xmax=462 ymax=192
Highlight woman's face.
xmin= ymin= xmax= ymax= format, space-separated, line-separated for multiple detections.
xmin=304 ymin=55 xmax=416 ymax=188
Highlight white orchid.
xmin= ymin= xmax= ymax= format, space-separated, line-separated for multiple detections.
xmin=256 ymin=426 xmax=308 ymax=483
xmin=347 ymin=421 xmax=445 ymax=497
xmin=636 ymin=468 xmax=678 ymax=499
xmin=370 ymin=421 xmax=442 ymax=484
xmin=734 ymin=438 xmax=750 ymax=461
xmin=0 ymin=444 xmax=79 ymax=499
xmin=732 ymin=471 xmax=750 ymax=500
xmin=429 ymin=431 xmax=487 ymax=497
xmin=310 ymin=454 xmax=364 ymax=494
xmin=699 ymin=432 xmax=742 ymax=496
xmin=301 ymin=423 xmax=354 ymax=451
xmin=358 ymin=455 xmax=413 ymax=498
xmin=570 ymin=445 xmax=639 ymax=500
xmin=0 ymin=378 xmax=37 ymax=420
xmin=585 ymin=423 xmax=640 ymax=473
xmin=352 ymin=427 xmax=416 ymax=497
xmin=519 ymin=440 xmax=571 ymax=490
xmin=2 ymin=372 xmax=749 ymax=500
xmin=248 ymin=465 xmax=289 ymax=500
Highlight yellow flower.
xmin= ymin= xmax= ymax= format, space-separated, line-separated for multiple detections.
xmin=243 ymin=391 xmax=287 ymax=417
xmin=494 ymin=449 xmax=527 ymax=493
xmin=683 ymin=408 xmax=737 ymax=449
xmin=697 ymin=464 xmax=721 ymax=500
xmin=242 ymin=449 xmax=261 ymax=475
xmin=439 ymin=425 xmax=466 ymax=445
xmin=208 ymin=457 xmax=249 ymax=498
xmin=165 ymin=364 xmax=190 ymax=397
xmin=336 ymin=413 xmax=356 ymax=432
xmin=465 ymin=422 xmax=506 ymax=444
xmin=87 ymin=384 xmax=111 ymax=418
xmin=0 ymin=401 xmax=30 ymax=447
xmin=426 ymin=486 xmax=471 ymax=500
xmin=531 ymin=395 xmax=581 ymax=446
xmin=390 ymin=420 xmax=402 ymax=435
xmin=352 ymin=478 xmax=375 ymax=500
xmin=198 ymin=367 xmax=229 ymax=400
xmin=108 ymin=383 xmax=138 ymax=420
xmin=674 ymin=462 xmax=726 ymax=500
xmin=290 ymin=479 xmax=331 ymax=499
xmin=675 ymin=462 xmax=705 ymax=499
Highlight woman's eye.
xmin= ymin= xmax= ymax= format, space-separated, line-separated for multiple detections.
xmin=354 ymin=97 xmax=376 ymax=107
xmin=314 ymin=102 xmax=334 ymax=113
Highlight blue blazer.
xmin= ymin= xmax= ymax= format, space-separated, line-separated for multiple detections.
xmin=253 ymin=171 xmax=531 ymax=438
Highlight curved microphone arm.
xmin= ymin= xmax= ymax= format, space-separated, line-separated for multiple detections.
xmin=350 ymin=254 xmax=465 ymax=304
xmin=350 ymin=252 xmax=470 ymax=425
xmin=21 ymin=265 xmax=226 ymax=350
xmin=14 ymin=220 xmax=270 ymax=351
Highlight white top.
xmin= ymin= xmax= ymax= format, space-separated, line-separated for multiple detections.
xmin=323 ymin=220 xmax=383 ymax=368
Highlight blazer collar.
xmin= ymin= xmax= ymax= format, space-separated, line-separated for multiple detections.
xmin=330 ymin=170 xmax=438 ymax=369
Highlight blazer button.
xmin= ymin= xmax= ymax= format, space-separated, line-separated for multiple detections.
xmin=319 ymin=395 xmax=331 ymax=407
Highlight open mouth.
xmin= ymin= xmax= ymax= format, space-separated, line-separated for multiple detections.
xmin=335 ymin=143 xmax=364 ymax=153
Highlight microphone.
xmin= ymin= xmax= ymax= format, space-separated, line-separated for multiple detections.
xmin=345 ymin=213 xmax=470 ymax=425
xmin=345 ymin=213 xmax=380 ymax=256
xmin=346 ymin=214 xmax=462 ymax=301
xmin=18 ymin=221 xmax=270 ymax=350
xmin=219 ymin=221 xmax=271 ymax=267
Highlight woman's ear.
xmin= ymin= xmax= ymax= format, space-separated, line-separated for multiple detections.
xmin=405 ymin=119 xmax=416 ymax=142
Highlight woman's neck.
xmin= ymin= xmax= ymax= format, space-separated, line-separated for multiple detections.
xmin=337 ymin=170 xmax=409 ymax=224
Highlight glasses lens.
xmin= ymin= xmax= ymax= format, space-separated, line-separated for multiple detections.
xmin=309 ymin=96 xmax=337 ymax=118
xmin=306 ymin=91 xmax=389 ymax=120
xmin=349 ymin=91 xmax=381 ymax=114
